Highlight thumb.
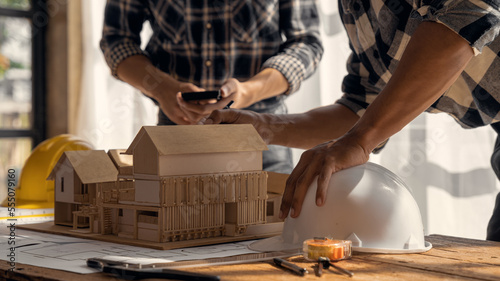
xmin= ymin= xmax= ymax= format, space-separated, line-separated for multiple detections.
xmin=220 ymin=79 xmax=238 ymax=98
xmin=203 ymin=110 xmax=224 ymax=124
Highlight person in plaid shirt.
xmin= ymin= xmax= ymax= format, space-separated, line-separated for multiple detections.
xmin=203 ymin=0 xmax=500 ymax=241
xmin=100 ymin=0 xmax=323 ymax=174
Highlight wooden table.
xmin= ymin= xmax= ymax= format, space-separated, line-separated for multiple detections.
xmin=2 ymin=235 xmax=499 ymax=280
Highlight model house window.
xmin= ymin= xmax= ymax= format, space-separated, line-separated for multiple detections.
xmin=266 ymin=201 xmax=274 ymax=217
xmin=0 ymin=0 xmax=46 ymax=194
xmin=81 ymin=183 xmax=88 ymax=195
xmin=60 ymin=177 xmax=64 ymax=192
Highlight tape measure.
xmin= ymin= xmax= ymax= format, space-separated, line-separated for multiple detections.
xmin=303 ymin=237 xmax=352 ymax=261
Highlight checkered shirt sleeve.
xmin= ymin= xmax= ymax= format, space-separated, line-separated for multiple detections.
xmin=262 ymin=0 xmax=323 ymax=94
xmin=416 ymin=0 xmax=500 ymax=54
xmin=337 ymin=0 xmax=500 ymax=128
xmin=100 ymin=40 xmax=146 ymax=78
xmin=100 ymin=0 xmax=149 ymax=78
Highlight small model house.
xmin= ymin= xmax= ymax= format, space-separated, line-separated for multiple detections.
xmin=50 ymin=125 xmax=284 ymax=245
xmin=48 ymin=150 xmax=118 ymax=230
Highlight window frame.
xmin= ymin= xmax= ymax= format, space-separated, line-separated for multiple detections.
xmin=0 ymin=0 xmax=47 ymax=146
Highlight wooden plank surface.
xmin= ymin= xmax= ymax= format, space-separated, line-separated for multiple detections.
xmin=2 ymin=235 xmax=499 ymax=281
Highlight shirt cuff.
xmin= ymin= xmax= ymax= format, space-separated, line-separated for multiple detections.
xmin=416 ymin=0 xmax=500 ymax=54
xmin=335 ymin=95 xmax=368 ymax=118
xmin=101 ymin=40 xmax=147 ymax=78
xmin=262 ymin=54 xmax=307 ymax=95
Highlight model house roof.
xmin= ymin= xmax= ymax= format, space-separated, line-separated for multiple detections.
xmin=48 ymin=150 xmax=118 ymax=184
xmin=124 ymin=124 xmax=268 ymax=155
xmin=108 ymin=149 xmax=133 ymax=175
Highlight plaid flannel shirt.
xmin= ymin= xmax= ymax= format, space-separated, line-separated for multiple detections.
xmin=100 ymin=0 xmax=323 ymax=98
xmin=337 ymin=0 xmax=500 ymax=128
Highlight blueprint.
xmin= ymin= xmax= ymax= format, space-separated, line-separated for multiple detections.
xmin=0 ymin=220 xmax=260 ymax=274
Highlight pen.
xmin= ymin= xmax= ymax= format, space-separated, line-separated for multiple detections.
xmin=273 ymin=258 xmax=308 ymax=276
xmin=329 ymin=262 xmax=354 ymax=277
xmin=223 ymin=100 xmax=234 ymax=109
xmin=318 ymin=257 xmax=354 ymax=277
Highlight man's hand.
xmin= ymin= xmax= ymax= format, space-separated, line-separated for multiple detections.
xmin=219 ymin=78 xmax=253 ymax=109
xmin=279 ymin=135 xmax=370 ymax=219
xmin=219 ymin=68 xmax=289 ymax=109
xmin=151 ymin=81 xmax=206 ymax=125
xmin=176 ymin=93 xmax=234 ymax=125
xmin=116 ymin=55 xmax=214 ymax=125
xmin=203 ymin=109 xmax=284 ymax=144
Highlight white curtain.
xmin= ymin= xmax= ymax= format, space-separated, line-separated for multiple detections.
xmin=78 ymin=0 xmax=499 ymax=240
xmin=75 ymin=0 xmax=157 ymax=150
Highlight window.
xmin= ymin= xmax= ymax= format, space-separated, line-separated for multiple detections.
xmin=266 ymin=201 xmax=274 ymax=217
xmin=60 ymin=177 xmax=64 ymax=192
xmin=0 ymin=0 xmax=46 ymax=194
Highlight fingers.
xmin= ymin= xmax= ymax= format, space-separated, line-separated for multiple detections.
xmin=203 ymin=109 xmax=241 ymax=125
xmin=279 ymin=141 xmax=339 ymax=220
xmin=179 ymin=83 xmax=205 ymax=93
xmin=166 ymin=106 xmax=192 ymax=125
xmin=315 ymin=164 xmax=333 ymax=207
xmin=155 ymin=82 xmax=203 ymax=125
xmin=279 ymin=169 xmax=300 ymax=219
xmin=177 ymin=93 xmax=234 ymax=124
xmin=178 ymin=93 xmax=232 ymax=114
xmin=279 ymin=149 xmax=323 ymax=219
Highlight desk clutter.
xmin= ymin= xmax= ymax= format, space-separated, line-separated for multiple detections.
xmin=2 ymin=125 xmax=500 ymax=280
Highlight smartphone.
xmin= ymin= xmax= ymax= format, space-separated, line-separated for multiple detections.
xmin=181 ymin=90 xmax=221 ymax=101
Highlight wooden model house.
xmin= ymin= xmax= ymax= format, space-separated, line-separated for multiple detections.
xmin=51 ymin=125 xmax=283 ymax=245
xmin=48 ymin=150 xmax=118 ymax=230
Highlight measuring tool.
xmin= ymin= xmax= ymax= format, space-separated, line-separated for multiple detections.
xmin=303 ymin=237 xmax=352 ymax=261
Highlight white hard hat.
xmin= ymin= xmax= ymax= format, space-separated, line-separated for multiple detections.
xmin=250 ymin=162 xmax=432 ymax=254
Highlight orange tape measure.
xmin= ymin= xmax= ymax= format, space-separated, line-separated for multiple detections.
xmin=303 ymin=237 xmax=352 ymax=261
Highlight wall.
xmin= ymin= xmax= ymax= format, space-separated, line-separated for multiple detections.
xmin=159 ymin=152 xmax=262 ymax=176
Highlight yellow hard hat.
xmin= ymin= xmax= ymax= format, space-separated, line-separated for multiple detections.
xmin=3 ymin=134 xmax=93 ymax=209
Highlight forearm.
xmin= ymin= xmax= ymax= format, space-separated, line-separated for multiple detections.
xmin=266 ymin=104 xmax=359 ymax=149
xmin=347 ymin=21 xmax=474 ymax=153
xmin=116 ymin=55 xmax=178 ymax=100
xmin=242 ymin=68 xmax=288 ymax=105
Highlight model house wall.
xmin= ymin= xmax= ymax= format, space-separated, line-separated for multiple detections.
xmin=158 ymin=152 xmax=262 ymax=176
xmin=54 ymin=157 xmax=75 ymax=204
xmin=134 ymin=180 xmax=160 ymax=204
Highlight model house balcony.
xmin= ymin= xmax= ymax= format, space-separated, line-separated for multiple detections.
xmin=74 ymin=194 xmax=89 ymax=203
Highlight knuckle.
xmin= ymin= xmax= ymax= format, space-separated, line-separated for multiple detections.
xmin=317 ymin=173 xmax=328 ymax=182
xmin=280 ymin=197 xmax=291 ymax=208
xmin=285 ymin=176 xmax=295 ymax=187
xmin=291 ymin=197 xmax=301 ymax=208
xmin=295 ymin=177 xmax=307 ymax=187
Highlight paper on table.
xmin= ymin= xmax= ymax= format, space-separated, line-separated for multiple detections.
xmin=0 ymin=225 xmax=260 ymax=274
